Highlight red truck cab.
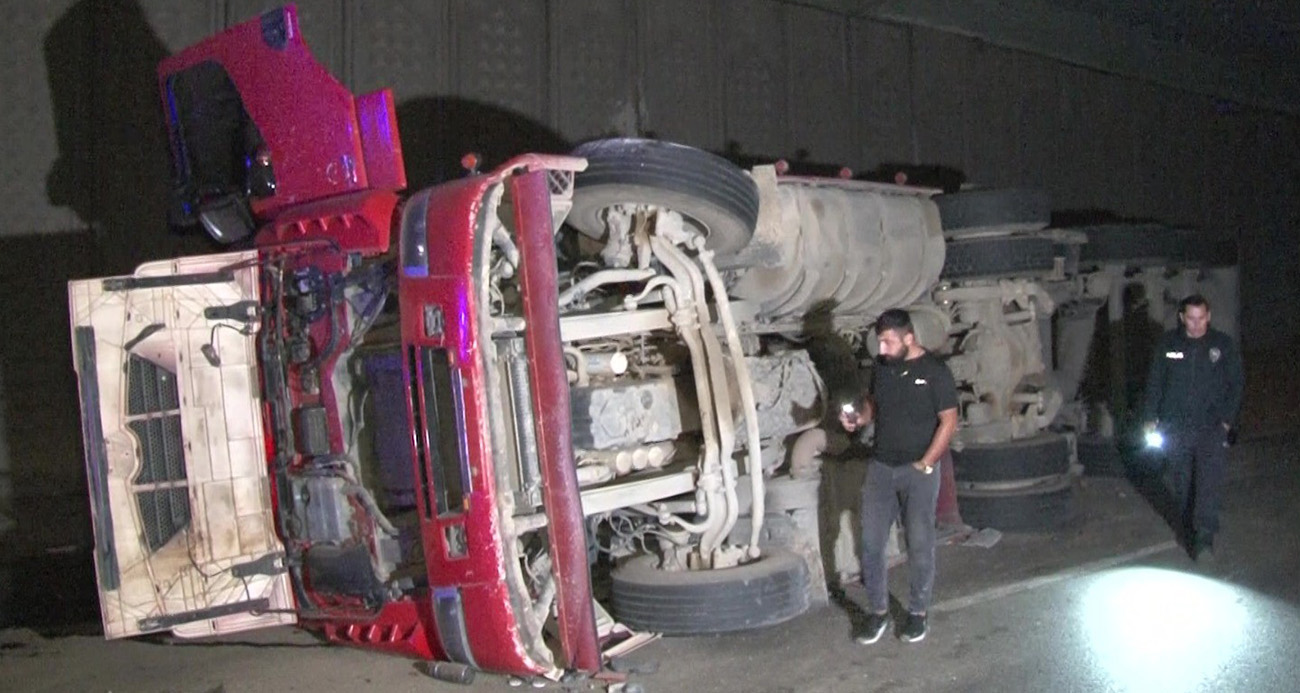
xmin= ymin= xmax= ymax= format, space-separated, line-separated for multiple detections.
xmin=70 ymin=5 xmax=600 ymax=680
xmin=70 ymin=4 xmax=848 ymax=685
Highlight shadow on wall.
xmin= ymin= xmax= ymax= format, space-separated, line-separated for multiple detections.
xmin=0 ymin=231 xmax=102 ymax=634
xmin=396 ymin=97 xmax=571 ymax=192
xmin=799 ymin=299 xmax=866 ymax=414
xmin=1119 ymin=283 xmax=1166 ymax=420
xmin=45 ymin=0 xmax=212 ymax=274
xmin=0 ymin=0 xmax=212 ymax=632
xmin=1076 ymin=280 xmax=1167 ymax=436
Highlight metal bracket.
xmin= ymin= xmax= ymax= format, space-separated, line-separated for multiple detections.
xmin=103 ymin=270 xmax=234 ymax=292
xmin=122 ymin=323 xmax=165 ymax=353
xmin=137 ymin=598 xmax=271 ymax=631
xmin=231 ymin=552 xmax=288 ymax=578
xmin=204 ymin=300 xmax=259 ymax=323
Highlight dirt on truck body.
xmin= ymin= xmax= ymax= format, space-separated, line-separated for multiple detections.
xmin=66 ymin=3 xmax=1239 ymax=685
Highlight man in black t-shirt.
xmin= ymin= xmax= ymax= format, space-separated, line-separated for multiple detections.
xmin=840 ymin=309 xmax=958 ymax=645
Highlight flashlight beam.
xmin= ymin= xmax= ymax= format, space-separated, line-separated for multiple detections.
xmin=929 ymin=540 xmax=1180 ymax=614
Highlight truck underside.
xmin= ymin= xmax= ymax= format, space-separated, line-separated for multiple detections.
xmin=68 ymin=4 xmax=1241 ymax=681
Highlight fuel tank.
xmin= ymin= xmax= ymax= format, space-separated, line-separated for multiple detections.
xmin=730 ymin=177 xmax=945 ymax=322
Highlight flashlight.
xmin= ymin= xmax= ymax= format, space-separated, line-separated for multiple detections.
xmin=1144 ymin=430 xmax=1165 ymax=450
xmin=841 ymin=403 xmax=856 ymax=416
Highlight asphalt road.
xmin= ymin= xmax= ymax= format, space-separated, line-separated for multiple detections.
xmin=3 ymin=433 xmax=1298 ymax=693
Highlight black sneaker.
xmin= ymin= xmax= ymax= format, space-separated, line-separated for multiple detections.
xmin=899 ymin=612 xmax=927 ymax=643
xmin=853 ymin=612 xmax=889 ymax=645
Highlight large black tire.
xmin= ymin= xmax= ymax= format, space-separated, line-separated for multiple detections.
xmin=569 ymin=138 xmax=760 ymax=256
xmin=1077 ymin=434 xmax=1126 ymax=477
xmin=933 ymin=188 xmax=1051 ymax=235
xmin=610 ymin=548 xmax=810 ymax=635
xmin=952 ymin=433 xmax=1071 ymax=484
xmin=956 ymin=475 xmax=1076 ymax=532
xmin=941 ymin=234 xmax=1058 ymax=279
xmin=1076 ymin=224 xmax=1237 ymax=268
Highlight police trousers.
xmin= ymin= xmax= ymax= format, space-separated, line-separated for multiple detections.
xmin=1165 ymin=424 xmax=1230 ymax=542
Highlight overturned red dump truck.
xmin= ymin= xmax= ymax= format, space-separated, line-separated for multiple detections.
xmin=68 ymin=3 xmax=1237 ymax=685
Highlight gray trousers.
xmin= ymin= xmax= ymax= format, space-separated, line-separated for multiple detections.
xmin=860 ymin=459 xmax=941 ymax=614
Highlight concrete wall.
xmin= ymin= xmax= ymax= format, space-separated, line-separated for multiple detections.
xmin=1 ymin=0 xmax=1297 ymax=623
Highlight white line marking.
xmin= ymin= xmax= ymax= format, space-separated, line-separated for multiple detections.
xmin=930 ymin=540 xmax=1181 ymax=614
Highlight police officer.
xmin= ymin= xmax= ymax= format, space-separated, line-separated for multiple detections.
xmin=1142 ymin=294 xmax=1243 ymax=562
xmin=841 ymin=309 xmax=958 ymax=644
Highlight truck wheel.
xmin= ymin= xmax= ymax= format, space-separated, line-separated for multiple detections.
xmin=956 ymin=475 xmax=1076 ymax=532
xmin=952 ymin=433 xmax=1071 ymax=485
xmin=941 ymin=234 xmax=1058 ymax=280
xmin=569 ymin=138 xmax=760 ymax=256
xmin=610 ymin=548 xmax=810 ymax=635
xmin=1076 ymin=224 xmax=1237 ymax=268
xmin=933 ymin=188 xmax=1051 ymax=236
xmin=1077 ymin=434 xmax=1126 ymax=477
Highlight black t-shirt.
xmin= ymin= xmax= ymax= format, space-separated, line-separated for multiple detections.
xmin=871 ymin=352 xmax=959 ymax=467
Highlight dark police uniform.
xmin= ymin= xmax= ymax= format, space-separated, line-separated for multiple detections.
xmin=1142 ymin=326 xmax=1243 ymax=550
xmin=860 ymin=352 xmax=958 ymax=615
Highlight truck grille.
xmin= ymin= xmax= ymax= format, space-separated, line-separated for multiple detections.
xmin=136 ymin=488 xmax=192 ymax=552
xmin=127 ymin=357 xmax=180 ymax=414
xmin=128 ymin=417 xmax=185 ymax=484
xmin=126 ymin=355 xmax=191 ymax=551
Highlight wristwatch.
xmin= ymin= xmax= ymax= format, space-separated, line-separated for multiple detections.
xmin=924 ymin=464 xmax=934 ymax=475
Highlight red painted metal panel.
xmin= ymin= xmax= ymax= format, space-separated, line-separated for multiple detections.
xmin=509 ymin=169 xmax=601 ymax=673
xmin=157 ymin=6 xmax=373 ymax=217
xmin=392 ymin=155 xmax=586 ymax=676
xmin=255 ymin=189 xmax=400 ymax=255
xmin=356 ymin=88 xmax=408 ymax=192
xmin=397 ymin=166 xmax=534 ymax=676
xmin=418 ymin=179 xmax=484 ymax=278
xmin=459 ymin=582 xmax=547 ymax=674
xmin=305 ymin=597 xmax=442 ymax=661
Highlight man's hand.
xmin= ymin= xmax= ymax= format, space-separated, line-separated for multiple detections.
xmin=840 ymin=398 xmax=873 ymax=433
xmin=911 ymin=460 xmax=934 ymax=474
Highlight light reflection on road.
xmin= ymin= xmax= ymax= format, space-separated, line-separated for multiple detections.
xmin=1080 ymin=567 xmax=1252 ymax=692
